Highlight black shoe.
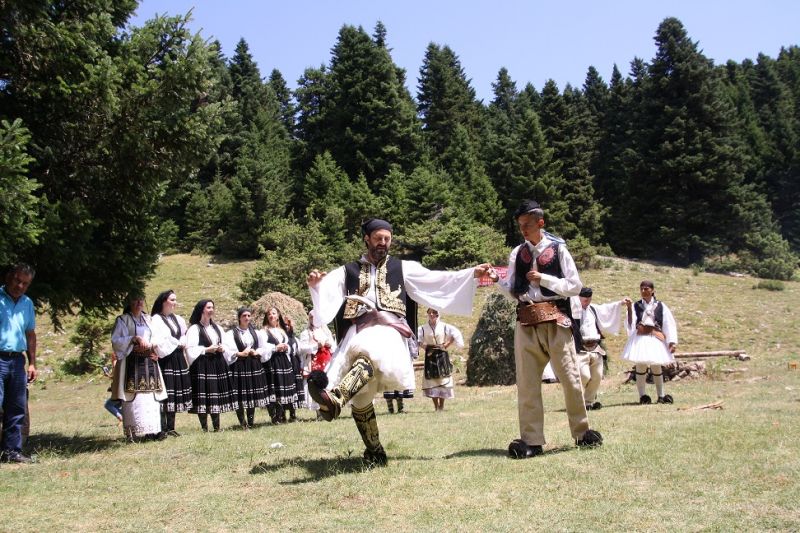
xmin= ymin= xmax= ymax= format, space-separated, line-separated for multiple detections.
xmin=639 ymin=395 xmax=652 ymax=405
xmin=591 ymin=401 xmax=602 ymax=410
xmin=657 ymin=394 xmax=674 ymax=404
xmin=363 ymin=447 xmax=388 ymax=467
xmin=576 ymin=429 xmax=603 ymax=447
xmin=167 ymin=430 xmax=181 ymax=437
xmin=508 ymin=439 xmax=543 ymax=459
xmin=155 ymin=431 xmax=168 ymax=441
xmin=2 ymin=450 xmax=33 ymax=464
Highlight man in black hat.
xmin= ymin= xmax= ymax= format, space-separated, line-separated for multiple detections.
xmin=492 ymin=200 xmax=603 ymax=458
xmin=306 ymin=218 xmax=494 ymax=465
xmin=573 ymin=287 xmax=629 ymax=410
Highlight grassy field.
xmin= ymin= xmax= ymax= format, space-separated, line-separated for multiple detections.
xmin=4 ymin=254 xmax=800 ymax=531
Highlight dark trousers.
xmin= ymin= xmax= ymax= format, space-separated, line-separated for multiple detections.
xmin=0 ymin=353 xmax=27 ymax=453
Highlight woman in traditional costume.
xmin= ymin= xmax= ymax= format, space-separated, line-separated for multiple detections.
xmin=297 ymin=310 xmax=336 ymax=416
xmin=262 ymin=307 xmax=303 ymax=423
xmin=150 ymin=290 xmax=192 ymax=436
xmin=111 ymin=292 xmax=168 ymax=442
xmin=185 ymin=299 xmax=238 ymax=431
xmin=418 ymin=308 xmax=464 ymax=412
xmin=223 ymin=307 xmax=270 ymax=429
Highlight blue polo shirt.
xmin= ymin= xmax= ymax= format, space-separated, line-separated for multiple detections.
xmin=0 ymin=286 xmax=35 ymax=353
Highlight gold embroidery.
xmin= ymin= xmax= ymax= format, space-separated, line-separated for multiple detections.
xmin=375 ymin=258 xmax=405 ymax=315
xmin=342 ymin=258 xmax=406 ymax=318
xmin=343 ymin=262 xmax=373 ymax=319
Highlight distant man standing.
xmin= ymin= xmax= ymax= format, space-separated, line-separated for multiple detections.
xmin=572 ymin=287 xmax=627 ymax=411
xmin=0 ymin=263 xmax=38 ymax=464
xmin=493 ymin=200 xmax=602 ymax=458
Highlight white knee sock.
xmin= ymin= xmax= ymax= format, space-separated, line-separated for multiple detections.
xmin=635 ymin=364 xmax=648 ymax=397
xmin=653 ymin=365 xmax=664 ymax=397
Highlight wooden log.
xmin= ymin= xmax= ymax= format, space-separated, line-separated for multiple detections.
xmin=674 ymin=350 xmax=750 ymax=361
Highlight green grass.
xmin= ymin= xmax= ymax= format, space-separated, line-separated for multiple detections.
xmin=6 ymin=254 xmax=800 ymax=531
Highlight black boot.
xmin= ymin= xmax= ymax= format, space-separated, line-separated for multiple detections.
xmin=246 ymin=408 xmax=255 ymax=427
xmin=308 ymin=356 xmax=374 ymax=422
xmin=236 ymin=408 xmax=248 ymax=429
xmin=386 ymin=398 xmax=395 ymax=414
xmin=211 ymin=413 xmax=221 ymax=432
xmin=289 ymin=406 xmax=297 ymax=422
xmin=352 ymin=403 xmax=387 ymax=466
xmin=198 ymin=413 xmax=208 ymax=432
xmin=165 ymin=411 xmax=179 ymax=437
xmin=396 ymin=397 xmax=404 ymax=414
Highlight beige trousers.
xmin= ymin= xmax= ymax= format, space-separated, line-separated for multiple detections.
xmin=515 ymin=321 xmax=589 ymax=445
xmin=578 ymin=351 xmax=604 ymax=404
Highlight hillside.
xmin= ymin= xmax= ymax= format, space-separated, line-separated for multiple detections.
xmin=11 ymin=253 xmax=800 ymax=531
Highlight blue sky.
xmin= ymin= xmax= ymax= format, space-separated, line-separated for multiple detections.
xmin=131 ymin=1 xmax=799 ymax=102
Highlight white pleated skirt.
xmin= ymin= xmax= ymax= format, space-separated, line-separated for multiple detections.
xmin=621 ymin=334 xmax=675 ymax=366
xmin=327 ymin=324 xmax=415 ymax=394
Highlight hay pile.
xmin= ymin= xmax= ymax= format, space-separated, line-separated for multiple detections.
xmin=249 ymin=292 xmax=308 ymax=332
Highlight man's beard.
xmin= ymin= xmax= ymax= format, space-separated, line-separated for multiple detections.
xmin=368 ymin=245 xmax=388 ymax=262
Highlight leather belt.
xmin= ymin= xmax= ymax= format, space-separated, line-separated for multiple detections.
xmin=0 ymin=350 xmax=23 ymax=357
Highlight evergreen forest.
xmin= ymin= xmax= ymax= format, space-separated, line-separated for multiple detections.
xmin=1 ymin=2 xmax=798 ymax=319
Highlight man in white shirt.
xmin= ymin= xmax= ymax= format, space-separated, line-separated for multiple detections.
xmin=492 ymin=200 xmax=603 ymax=459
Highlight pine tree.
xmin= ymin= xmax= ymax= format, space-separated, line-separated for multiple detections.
xmin=417 ymin=43 xmax=482 ymax=160
xmin=310 ymin=24 xmax=421 ymax=186
xmin=268 ymin=69 xmax=296 ymax=135
xmin=0 ymin=5 xmax=229 ymax=320
xmin=625 ymin=17 xmax=794 ymax=275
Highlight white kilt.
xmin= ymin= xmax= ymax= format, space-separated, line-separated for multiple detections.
xmin=621 ymin=334 xmax=675 ymax=366
xmin=326 ymin=324 xmax=414 ymax=394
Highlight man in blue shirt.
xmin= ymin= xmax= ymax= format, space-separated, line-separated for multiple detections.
xmin=0 ymin=263 xmax=38 ymax=464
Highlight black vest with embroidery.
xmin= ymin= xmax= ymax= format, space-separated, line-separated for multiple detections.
xmin=634 ymin=300 xmax=663 ymax=330
xmin=334 ymin=256 xmax=418 ymax=340
xmin=513 ymin=241 xmax=564 ymax=299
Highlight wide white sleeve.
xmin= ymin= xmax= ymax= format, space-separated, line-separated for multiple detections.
xmin=538 ymin=245 xmax=582 ymax=298
xmin=446 ymin=323 xmax=465 ymax=349
xmin=592 ymin=301 xmax=624 ymax=336
xmin=661 ymin=303 xmax=678 ymax=346
xmin=496 ymin=246 xmax=519 ymax=301
xmin=624 ymin=304 xmax=637 ymax=336
xmin=256 ymin=330 xmax=276 ymax=363
xmin=297 ymin=329 xmax=317 ymax=356
xmin=309 ymin=266 xmax=346 ymax=325
xmin=151 ymin=315 xmax=179 ymax=359
xmin=111 ymin=316 xmax=133 ymax=361
xmin=185 ymin=325 xmax=205 ymax=366
xmin=222 ymin=330 xmax=239 ymax=365
xmin=402 ymin=261 xmax=477 ymax=317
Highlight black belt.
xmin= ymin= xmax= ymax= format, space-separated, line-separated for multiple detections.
xmin=0 ymin=351 xmax=23 ymax=357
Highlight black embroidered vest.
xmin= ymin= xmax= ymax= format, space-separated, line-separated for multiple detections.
xmin=634 ymin=300 xmax=663 ymax=330
xmin=196 ymin=322 xmax=223 ymax=347
xmin=334 ymin=256 xmax=418 ymax=341
xmin=513 ymin=241 xmax=564 ymax=299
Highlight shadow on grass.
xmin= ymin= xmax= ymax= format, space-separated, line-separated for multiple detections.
xmin=444 ymin=444 xmax=575 ymax=459
xmin=250 ymin=453 xmax=434 ymax=484
xmin=27 ymin=432 xmax=122 ymax=458
xmin=552 ymin=400 xmax=641 ymax=413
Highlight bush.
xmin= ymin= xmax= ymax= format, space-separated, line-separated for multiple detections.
xmin=466 ymin=293 xmax=517 ymax=386
xmin=66 ymin=310 xmax=113 ymax=374
xmin=752 ymin=280 xmax=785 ymax=291
xmin=403 ymin=217 xmax=509 ymax=270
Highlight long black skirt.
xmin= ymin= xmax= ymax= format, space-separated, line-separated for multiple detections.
xmin=189 ymin=353 xmax=238 ymax=414
xmin=264 ymin=352 xmax=300 ymax=408
xmin=230 ymin=356 xmax=269 ymax=409
xmin=158 ymin=348 xmax=193 ymax=412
